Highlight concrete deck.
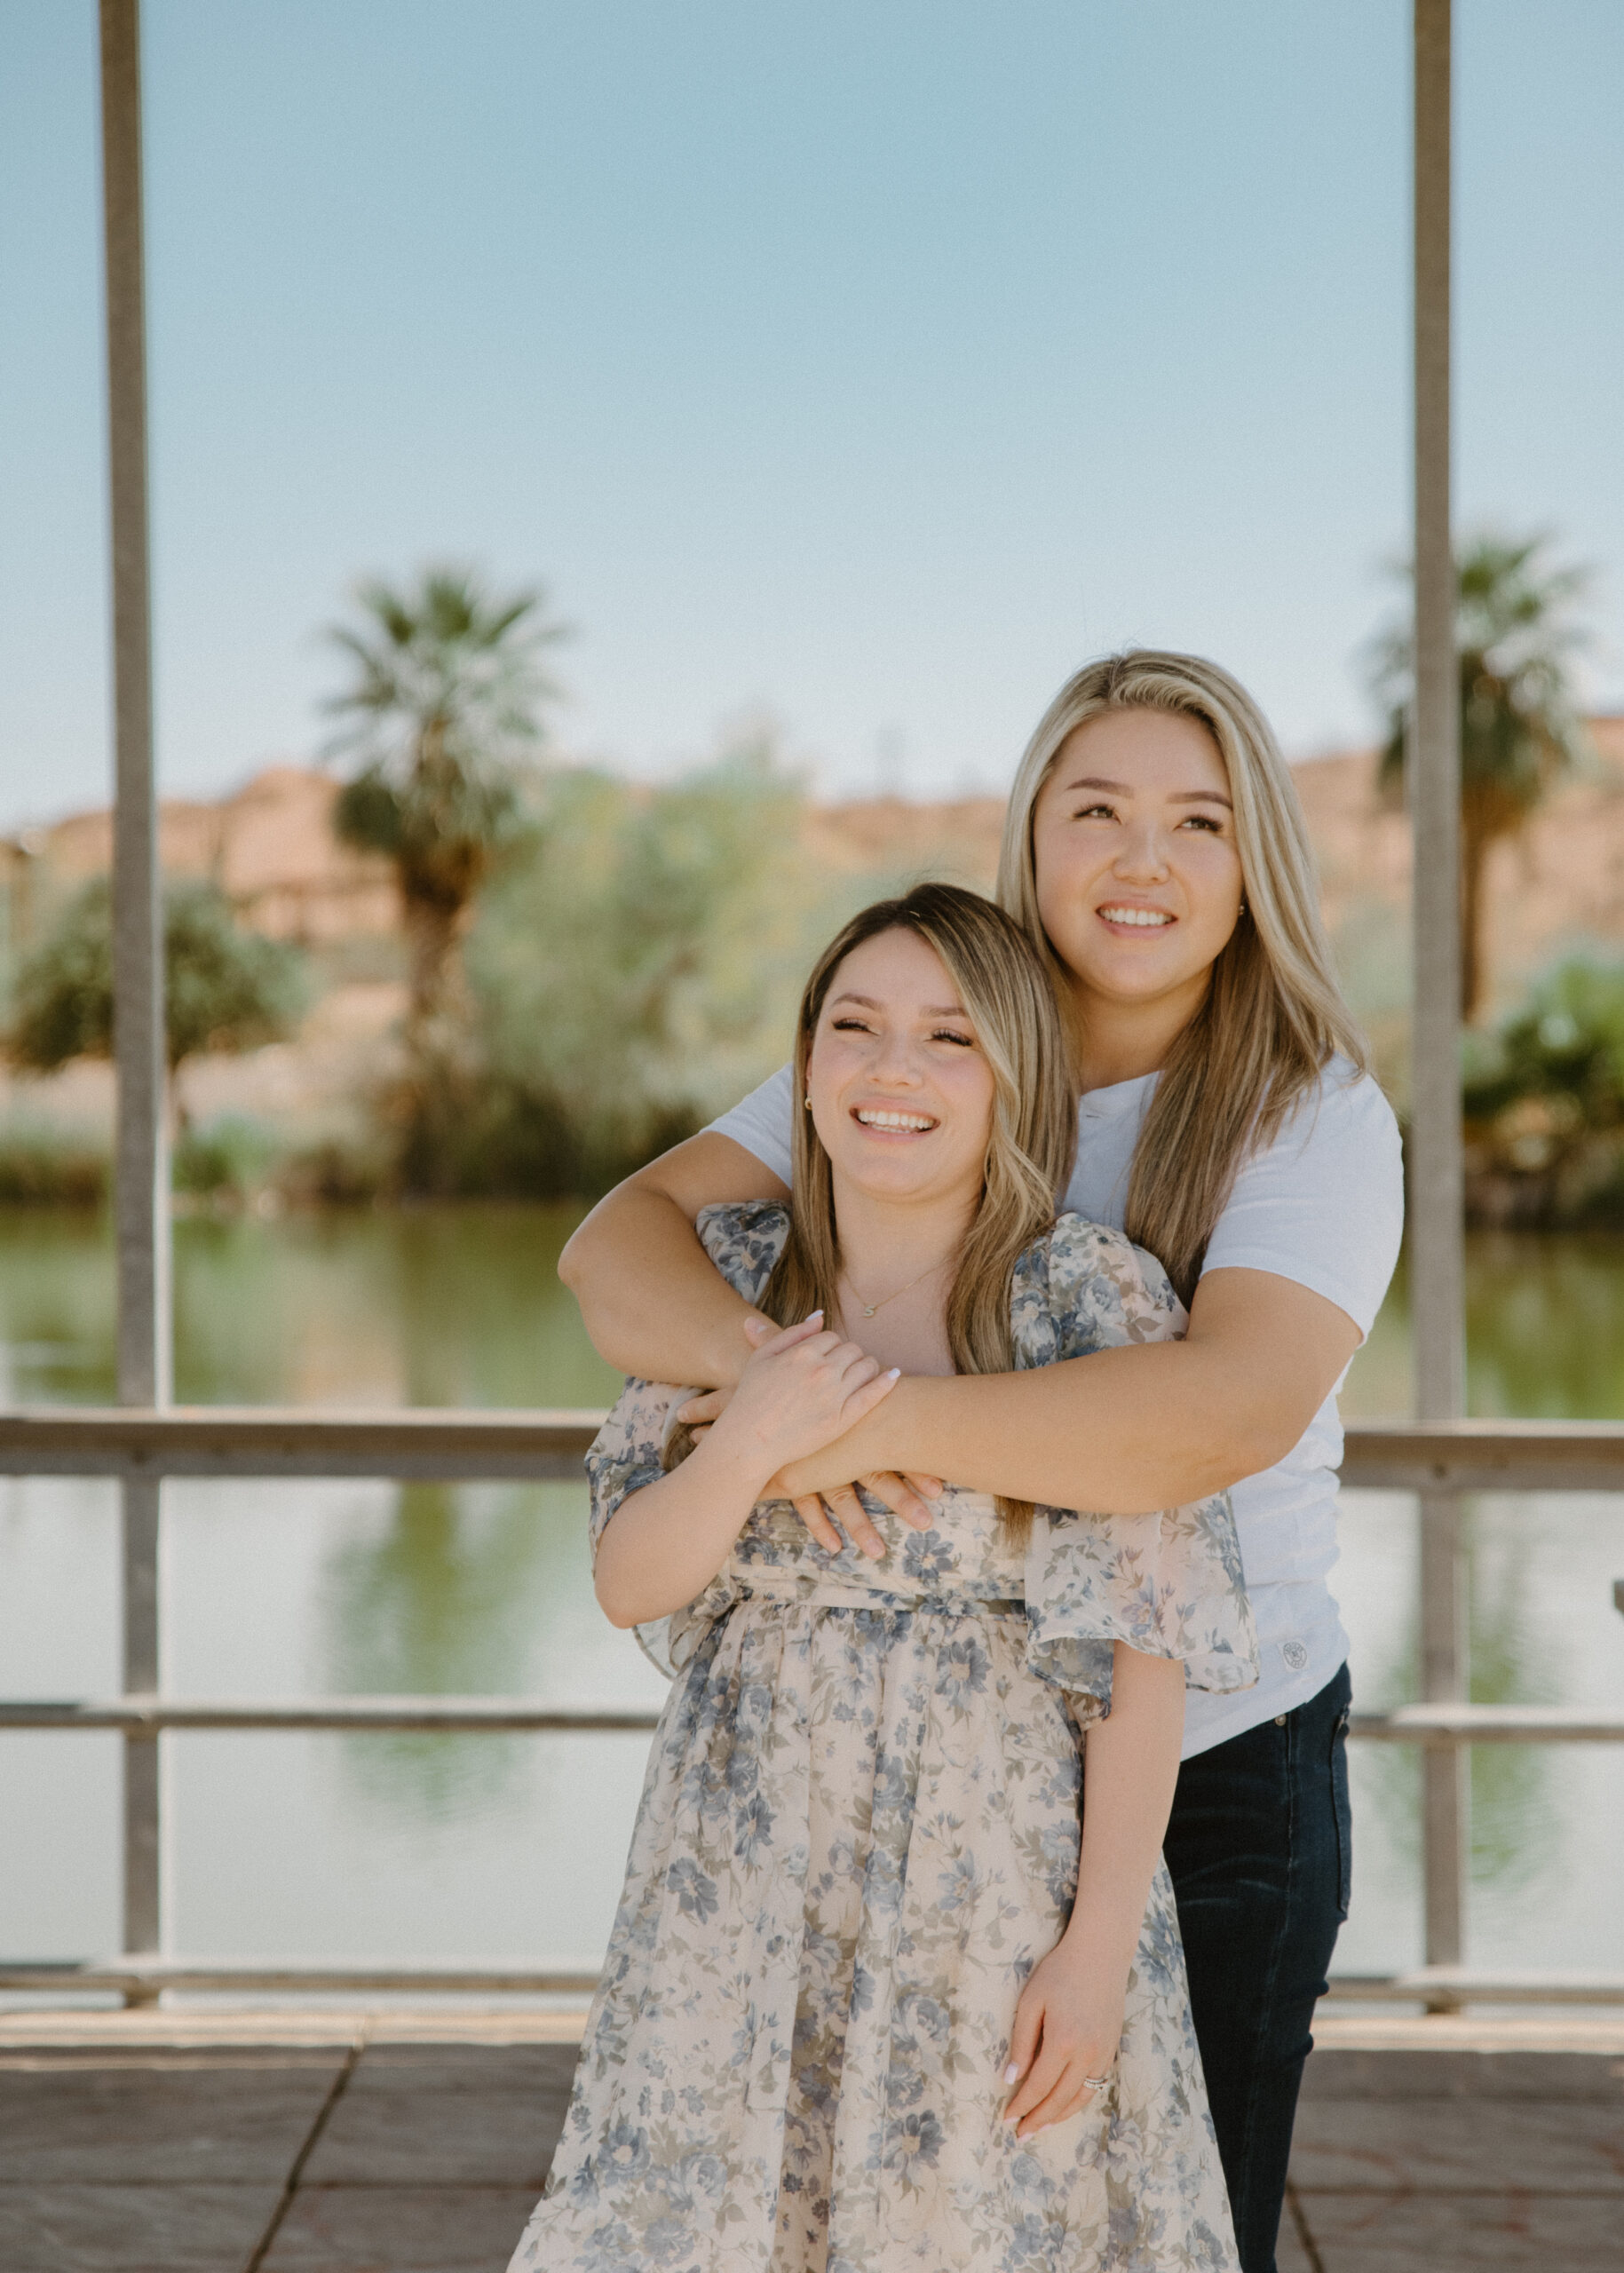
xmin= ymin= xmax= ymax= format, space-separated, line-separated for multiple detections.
xmin=0 ymin=2008 xmax=1620 ymax=2271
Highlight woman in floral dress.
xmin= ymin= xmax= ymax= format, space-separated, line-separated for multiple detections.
xmin=510 ymin=884 xmax=1258 ymax=2273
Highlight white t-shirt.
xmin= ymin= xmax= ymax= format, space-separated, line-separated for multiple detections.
xmin=707 ymin=1054 xmax=1405 ymax=1758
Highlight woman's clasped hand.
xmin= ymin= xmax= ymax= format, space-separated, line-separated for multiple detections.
xmin=673 ymin=1327 xmax=937 ymax=1564
xmin=702 ymin=1311 xmax=904 ymax=1513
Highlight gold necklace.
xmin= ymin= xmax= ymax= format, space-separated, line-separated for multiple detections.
xmin=840 ymin=1253 xmax=953 ymax=1320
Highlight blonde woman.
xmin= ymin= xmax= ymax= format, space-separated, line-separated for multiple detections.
xmin=512 ymin=885 xmax=1258 ymax=2271
xmin=562 ymin=653 xmax=1406 ymax=2273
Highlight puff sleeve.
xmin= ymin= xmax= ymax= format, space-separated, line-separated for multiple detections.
xmin=1013 ymin=1214 xmax=1260 ymax=1725
xmin=582 ymin=1200 xmax=792 ymax=1678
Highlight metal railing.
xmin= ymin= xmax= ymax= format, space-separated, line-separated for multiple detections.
xmin=1 ymin=1407 xmax=1621 ymax=2010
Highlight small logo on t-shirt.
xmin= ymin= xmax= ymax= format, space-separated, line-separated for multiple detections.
xmin=1279 ymin=1639 xmax=1310 ymax=1673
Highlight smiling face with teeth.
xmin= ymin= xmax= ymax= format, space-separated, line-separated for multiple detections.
xmin=1029 ymin=707 xmax=1245 ymax=1083
xmin=805 ymin=927 xmax=997 ymax=1216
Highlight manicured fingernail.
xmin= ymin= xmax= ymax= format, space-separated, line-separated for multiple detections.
xmin=886 ymin=1367 xmax=901 ymax=1380
xmin=806 ymin=1310 xmax=822 ymax=1323
xmin=1003 ymin=2063 xmax=1020 ymax=2087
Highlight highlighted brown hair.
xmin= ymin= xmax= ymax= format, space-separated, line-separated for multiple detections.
xmin=761 ymin=882 xmax=1075 ymax=1537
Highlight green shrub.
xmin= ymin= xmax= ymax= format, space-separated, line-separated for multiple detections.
xmin=0 ymin=1123 xmax=110 ymax=1207
xmin=1464 ymin=959 xmax=1624 ymax=1129
xmin=1462 ymin=960 xmax=1624 ymax=1223
xmin=9 ymin=878 xmax=308 ymax=1080
xmin=434 ymin=742 xmax=849 ymax=1197
xmin=276 ymin=1132 xmax=393 ymax=1207
xmin=172 ymin=1114 xmax=283 ymax=1200
xmin=402 ymin=1080 xmax=705 ymax=1201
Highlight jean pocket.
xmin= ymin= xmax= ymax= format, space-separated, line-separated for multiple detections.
xmin=1329 ymin=1704 xmax=1352 ymax=1921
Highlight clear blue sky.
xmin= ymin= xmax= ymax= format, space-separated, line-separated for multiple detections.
xmin=2 ymin=0 xmax=1620 ymax=828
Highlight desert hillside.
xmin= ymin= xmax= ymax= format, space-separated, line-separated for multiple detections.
xmin=14 ymin=721 xmax=1624 ymax=1005
xmin=4 ymin=722 xmax=1622 ymax=1138
xmin=1296 ymin=715 xmax=1624 ymax=1011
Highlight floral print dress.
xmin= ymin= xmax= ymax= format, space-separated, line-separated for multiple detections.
xmin=510 ymin=1203 xmax=1259 ymax=2273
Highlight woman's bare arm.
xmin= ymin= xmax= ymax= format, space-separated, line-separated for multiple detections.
xmin=562 ymin=1134 xmax=939 ymax=1550
xmin=594 ymin=1315 xmax=901 ymax=1628
xmin=559 ymin=1134 xmax=788 ymax=1386
xmin=1003 ymin=1645 xmax=1186 ymax=2136
xmin=769 ymin=1266 xmax=1362 ymax=1515
xmin=564 ymin=1147 xmax=1361 ymax=1517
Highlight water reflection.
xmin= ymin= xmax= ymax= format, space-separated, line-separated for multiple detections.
xmin=1355 ymin=1505 xmax=1561 ymax=1896
xmin=0 ymin=1214 xmax=119 ymax=1403
xmin=1463 ymin=1518 xmax=1563 ymax=1889
xmin=5 ymin=1207 xmax=1623 ymax=1422
xmin=1348 ymin=1231 xmax=1624 ymax=1422
xmin=318 ymin=1480 xmax=582 ymax=1817
xmin=1 ymin=1208 xmax=1620 ymax=1971
xmin=0 ymin=1202 xmax=625 ymax=1410
xmin=1466 ymin=1233 xmax=1624 ymax=1419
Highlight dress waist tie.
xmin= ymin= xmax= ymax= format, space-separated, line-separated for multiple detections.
xmin=733 ymin=1576 xmax=1026 ymax=1617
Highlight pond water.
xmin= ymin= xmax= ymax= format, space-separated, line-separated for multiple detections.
xmin=1 ymin=1207 xmax=1621 ymax=1987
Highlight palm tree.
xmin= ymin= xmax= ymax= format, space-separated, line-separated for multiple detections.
xmin=323 ymin=566 xmax=566 ymax=1088
xmin=1370 ymin=534 xmax=1591 ymax=1021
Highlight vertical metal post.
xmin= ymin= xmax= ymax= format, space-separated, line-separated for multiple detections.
xmin=1411 ymin=0 xmax=1469 ymax=1991
xmin=121 ymin=1477 xmax=162 ymax=1970
xmin=100 ymin=0 xmax=169 ymax=1994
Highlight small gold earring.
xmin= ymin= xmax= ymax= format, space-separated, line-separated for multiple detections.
xmin=804 ymin=1093 xmax=812 ymax=1109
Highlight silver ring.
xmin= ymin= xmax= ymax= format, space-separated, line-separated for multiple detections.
xmin=1079 ymin=2073 xmax=1112 ymax=2094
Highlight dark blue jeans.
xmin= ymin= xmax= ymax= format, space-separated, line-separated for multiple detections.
xmin=1161 ymin=1662 xmax=1352 ymax=2273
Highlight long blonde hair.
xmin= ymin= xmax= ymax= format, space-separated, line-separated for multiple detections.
xmin=764 ymin=883 xmax=1075 ymax=1537
xmin=996 ymin=649 xmax=1367 ymax=1305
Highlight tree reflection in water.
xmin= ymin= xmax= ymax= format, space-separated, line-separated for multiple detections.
xmin=1 ymin=1206 xmax=1616 ymax=1932
xmin=309 ymin=1202 xmax=621 ymax=1819
xmin=1462 ymin=1511 xmax=1564 ymax=1889
xmin=1337 ymin=1231 xmax=1624 ymax=1911
xmin=1347 ymin=1231 xmax=1624 ymax=1428
xmin=318 ymin=1479 xmax=583 ymax=1819
xmin=1464 ymin=1232 xmax=1624 ymax=1421
xmin=1357 ymin=1500 xmax=1562 ymax=1897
